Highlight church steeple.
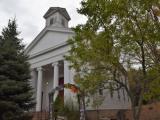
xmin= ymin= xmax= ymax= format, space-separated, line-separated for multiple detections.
xmin=43 ymin=7 xmax=71 ymax=28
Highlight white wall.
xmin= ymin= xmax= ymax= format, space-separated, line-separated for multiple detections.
xmin=86 ymin=87 xmax=131 ymax=110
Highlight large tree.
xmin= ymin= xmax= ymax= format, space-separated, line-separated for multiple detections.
xmin=66 ymin=0 xmax=160 ymax=120
xmin=0 ymin=20 xmax=34 ymax=120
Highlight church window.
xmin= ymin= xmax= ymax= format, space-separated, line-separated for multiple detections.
xmin=61 ymin=19 xmax=65 ymax=26
xmin=50 ymin=17 xmax=57 ymax=25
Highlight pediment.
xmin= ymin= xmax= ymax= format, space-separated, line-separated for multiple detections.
xmin=25 ymin=27 xmax=74 ymax=57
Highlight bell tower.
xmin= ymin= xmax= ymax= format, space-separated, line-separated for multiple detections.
xmin=43 ymin=7 xmax=71 ymax=28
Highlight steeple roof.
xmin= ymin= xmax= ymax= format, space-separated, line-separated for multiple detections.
xmin=43 ymin=7 xmax=71 ymax=20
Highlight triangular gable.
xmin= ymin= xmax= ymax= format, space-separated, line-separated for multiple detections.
xmin=25 ymin=27 xmax=74 ymax=56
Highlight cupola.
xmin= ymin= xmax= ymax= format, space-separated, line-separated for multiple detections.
xmin=43 ymin=7 xmax=71 ymax=28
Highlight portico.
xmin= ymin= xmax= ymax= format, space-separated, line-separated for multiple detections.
xmin=30 ymin=59 xmax=71 ymax=111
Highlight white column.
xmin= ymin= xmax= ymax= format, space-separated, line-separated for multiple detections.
xmin=36 ymin=67 xmax=43 ymax=111
xmin=64 ymin=60 xmax=71 ymax=103
xmin=52 ymin=62 xmax=59 ymax=101
xmin=64 ymin=60 xmax=70 ymax=84
xmin=30 ymin=69 xmax=37 ymax=97
xmin=52 ymin=62 xmax=59 ymax=89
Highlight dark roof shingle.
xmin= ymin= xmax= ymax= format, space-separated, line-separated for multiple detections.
xmin=43 ymin=7 xmax=71 ymax=20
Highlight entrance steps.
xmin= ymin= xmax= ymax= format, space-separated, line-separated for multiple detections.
xmin=32 ymin=111 xmax=49 ymax=120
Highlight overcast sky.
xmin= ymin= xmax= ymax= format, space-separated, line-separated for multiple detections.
xmin=0 ymin=0 xmax=87 ymax=46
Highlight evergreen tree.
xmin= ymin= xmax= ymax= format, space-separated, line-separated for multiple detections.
xmin=0 ymin=19 xmax=34 ymax=120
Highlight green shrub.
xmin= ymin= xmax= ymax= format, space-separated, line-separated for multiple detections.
xmin=54 ymin=96 xmax=80 ymax=120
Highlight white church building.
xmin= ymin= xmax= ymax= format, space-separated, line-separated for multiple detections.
xmin=25 ymin=7 xmax=130 ymax=118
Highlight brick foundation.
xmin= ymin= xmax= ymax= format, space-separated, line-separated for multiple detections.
xmin=86 ymin=102 xmax=160 ymax=120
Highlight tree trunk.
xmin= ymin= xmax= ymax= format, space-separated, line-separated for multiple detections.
xmin=132 ymin=106 xmax=139 ymax=120
xmin=131 ymin=91 xmax=143 ymax=120
xmin=82 ymin=93 xmax=87 ymax=120
xmin=80 ymin=91 xmax=87 ymax=120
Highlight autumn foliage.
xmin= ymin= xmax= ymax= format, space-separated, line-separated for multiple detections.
xmin=64 ymin=83 xmax=79 ymax=93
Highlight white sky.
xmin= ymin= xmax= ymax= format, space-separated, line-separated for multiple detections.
xmin=0 ymin=0 xmax=87 ymax=46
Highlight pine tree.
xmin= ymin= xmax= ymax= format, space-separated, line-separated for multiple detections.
xmin=0 ymin=19 xmax=34 ymax=120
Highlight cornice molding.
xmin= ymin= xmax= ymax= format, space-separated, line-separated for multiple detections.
xmin=28 ymin=42 xmax=69 ymax=59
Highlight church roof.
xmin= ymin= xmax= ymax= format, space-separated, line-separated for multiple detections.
xmin=43 ymin=7 xmax=71 ymax=20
